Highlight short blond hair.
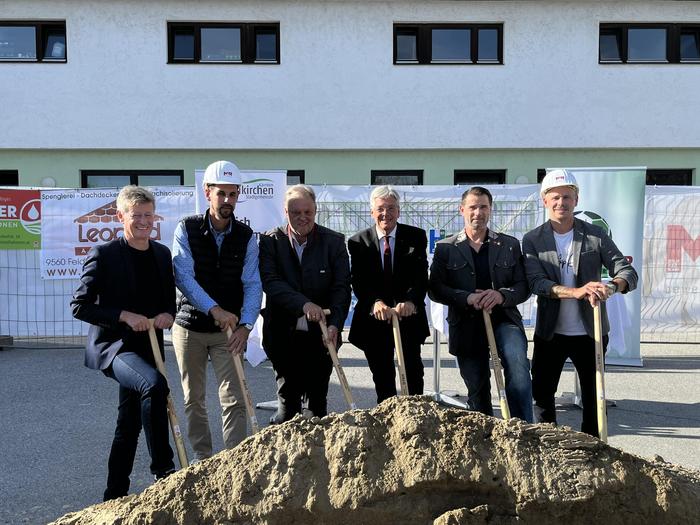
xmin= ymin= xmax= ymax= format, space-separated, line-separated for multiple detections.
xmin=116 ymin=185 xmax=156 ymax=213
xmin=285 ymin=184 xmax=316 ymax=206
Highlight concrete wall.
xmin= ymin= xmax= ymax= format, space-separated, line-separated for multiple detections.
xmin=2 ymin=0 xmax=700 ymax=150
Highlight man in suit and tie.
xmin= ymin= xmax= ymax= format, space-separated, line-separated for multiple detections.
xmin=71 ymin=185 xmax=176 ymax=500
xmin=522 ymin=169 xmax=637 ymax=436
xmin=348 ymin=186 xmax=429 ymax=403
xmin=429 ymin=186 xmax=533 ymax=422
xmin=259 ymin=184 xmax=351 ymax=423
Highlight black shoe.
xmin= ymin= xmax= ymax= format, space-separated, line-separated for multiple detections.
xmin=153 ymin=468 xmax=176 ymax=482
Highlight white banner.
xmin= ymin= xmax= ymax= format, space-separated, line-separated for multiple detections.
xmin=40 ymin=187 xmax=195 ymax=280
xmin=642 ymin=185 xmax=700 ymax=337
xmin=194 ymin=170 xmax=286 ymax=234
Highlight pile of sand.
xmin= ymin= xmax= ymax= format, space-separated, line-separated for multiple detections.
xmin=52 ymin=397 xmax=700 ymax=524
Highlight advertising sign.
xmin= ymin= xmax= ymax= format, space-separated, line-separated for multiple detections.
xmin=40 ymin=187 xmax=194 ymax=279
xmin=0 ymin=189 xmax=41 ymax=249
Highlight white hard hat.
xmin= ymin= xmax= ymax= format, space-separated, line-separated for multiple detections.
xmin=540 ymin=169 xmax=578 ymax=197
xmin=203 ymin=160 xmax=242 ymax=186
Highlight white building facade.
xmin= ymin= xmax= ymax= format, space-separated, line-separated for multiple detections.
xmin=1 ymin=0 xmax=699 ymax=187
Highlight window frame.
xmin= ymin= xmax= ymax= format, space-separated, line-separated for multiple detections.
xmin=286 ymin=170 xmax=305 ymax=185
xmin=454 ymin=169 xmax=506 ymax=185
xmin=167 ymin=22 xmax=280 ymax=65
xmin=370 ymin=170 xmax=424 ymax=185
xmin=393 ymin=23 xmax=503 ymax=65
xmin=599 ymin=23 xmax=700 ymax=64
xmin=80 ymin=170 xmax=184 ymax=189
xmin=0 ymin=21 xmax=67 ymax=63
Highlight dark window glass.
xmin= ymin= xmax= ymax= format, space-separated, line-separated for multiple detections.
xmin=286 ymin=170 xmax=305 ymax=185
xmin=396 ymin=31 xmax=417 ymax=62
xmin=371 ymin=170 xmax=423 ymax=185
xmin=646 ymin=169 xmax=692 ymax=186
xmin=81 ymin=170 xmax=184 ymax=189
xmin=477 ymin=28 xmax=499 ymax=62
xmin=43 ymin=30 xmax=66 ymax=60
xmin=431 ymin=28 xmax=470 ymax=62
xmin=255 ymin=30 xmax=277 ymax=61
xmin=201 ymin=27 xmax=241 ymax=62
xmin=454 ymin=170 xmax=506 ymax=185
xmin=172 ymin=29 xmax=195 ymax=60
xmin=0 ymin=26 xmax=36 ymax=60
xmin=680 ymin=31 xmax=700 ymax=62
xmin=599 ymin=30 xmax=622 ymax=62
xmin=0 ymin=170 xmax=19 ymax=186
xmin=627 ymin=28 xmax=667 ymax=62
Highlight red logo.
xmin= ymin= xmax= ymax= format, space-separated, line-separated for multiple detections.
xmin=666 ymin=225 xmax=700 ymax=272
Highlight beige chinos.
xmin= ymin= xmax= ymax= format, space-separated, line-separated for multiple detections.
xmin=171 ymin=323 xmax=245 ymax=460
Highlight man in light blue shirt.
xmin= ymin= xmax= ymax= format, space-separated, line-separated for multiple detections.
xmin=171 ymin=160 xmax=262 ymax=460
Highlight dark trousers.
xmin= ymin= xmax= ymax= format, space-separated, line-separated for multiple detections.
xmin=363 ymin=334 xmax=424 ymax=404
xmin=531 ymin=333 xmax=608 ymax=437
xmin=103 ymin=352 xmax=174 ymax=500
xmin=271 ymin=329 xmax=333 ymax=422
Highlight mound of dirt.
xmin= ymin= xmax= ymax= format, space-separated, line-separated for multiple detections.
xmin=51 ymin=397 xmax=700 ymax=525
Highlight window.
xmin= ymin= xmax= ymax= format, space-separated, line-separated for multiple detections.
xmin=600 ymin=24 xmax=700 ymax=64
xmin=167 ymin=22 xmax=279 ymax=64
xmin=394 ymin=24 xmax=502 ymax=65
xmin=646 ymin=169 xmax=692 ymax=186
xmin=0 ymin=170 xmax=19 ymax=186
xmin=0 ymin=21 xmax=66 ymax=62
xmin=454 ymin=170 xmax=506 ymax=185
xmin=287 ymin=170 xmax=305 ymax=185
xmin=371 ymin=170 xmax=423 ymax=185
xmin=81 ymin=170 xmax=184 ymax=188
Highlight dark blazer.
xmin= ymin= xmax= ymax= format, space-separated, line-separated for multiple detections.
xmin=348 ymin=223 xmax=429 ymax=349
xmin=71 ymin=237 xmax=176 ymax=370
xmin=429 ymin=229 xmax=530 ymax=356
xmin=522 ymin=218 xmax=638 ymax=340
xmin=258 ymin=224 xmax=351 ymax=354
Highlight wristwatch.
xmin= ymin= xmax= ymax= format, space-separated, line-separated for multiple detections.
xmin=241 ymin=323 xmax=254 ymax=331
xmin=606 ymin=282 xmax=619 ymax=295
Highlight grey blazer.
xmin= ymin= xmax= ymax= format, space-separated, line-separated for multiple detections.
xmin=429 ymin=229 xmax=530 ymax=356
xmin=521 ymin=218 xmax=638 ymax=340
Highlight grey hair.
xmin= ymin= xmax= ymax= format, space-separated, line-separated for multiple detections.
xmin=370 ymin=185 xmax=400 ymax=209
xmin=285 ymin=184 xmax=316 ymax=206
xmin=116 ymin=185 xmax=155 ymax=213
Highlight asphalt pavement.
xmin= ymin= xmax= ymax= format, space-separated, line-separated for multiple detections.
xmin=0 ymin=336 xmax=698 ymax=524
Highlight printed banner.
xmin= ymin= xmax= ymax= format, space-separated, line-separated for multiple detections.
xmin=194 ymin=170 xmax=286 ymax=235
xmin=0 ymin=189 xmax=41 ymax=249
xmin=40 ymin=187 xmax=195 ymax=279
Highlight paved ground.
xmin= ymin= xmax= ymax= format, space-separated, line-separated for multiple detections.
xmin=0 ymin=336 xmax=698 ymax=524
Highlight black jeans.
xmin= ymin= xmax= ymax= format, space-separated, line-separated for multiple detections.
xmin=103 ymin=352 xmax=175 ymax=500
xmin=271 ymin=329 xmax=333 ymax=421
xmin=531 ymin=333 xmax=608 ymax=437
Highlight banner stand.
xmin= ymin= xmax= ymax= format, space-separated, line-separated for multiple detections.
xmin=424 ymin=329 xmax=467 ymax=409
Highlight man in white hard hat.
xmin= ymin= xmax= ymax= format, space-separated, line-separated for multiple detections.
xmin=522 ymin=169 xmax=637 ymax=437
xmin=171 ymin=160 xmax=262 ymax=460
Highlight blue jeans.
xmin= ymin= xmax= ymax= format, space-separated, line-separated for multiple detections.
xmin=456 ymin=322 xmax=534 ymax=422
xmin=103 ymin=352 xmax=174 ymax=500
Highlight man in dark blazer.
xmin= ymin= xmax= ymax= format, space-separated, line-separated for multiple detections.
xmin=259 ymin=184 xmax=351 ymax=423
xmin=523 ymin=169 xmax=637 ymax=436
xmin=348 ymin=186 xmax=429 ymax=403
xmin=429 ymin=187 xmax=533 ymax=422
xmin=71 ymin=185 xmax=176 ymax=501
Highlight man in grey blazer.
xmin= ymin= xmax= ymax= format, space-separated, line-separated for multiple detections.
xmin=259 ymin=184 xmax=351 ymax=423
xmin=430 ymin=187 xmax=533 ymax=422
xmin=522 ymin=169 xmax=638 ymax=437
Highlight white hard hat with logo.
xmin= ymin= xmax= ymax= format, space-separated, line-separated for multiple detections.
xmin=203 ymin=160 xmax=243 ymax=186
xmin=540 ymin=169 xmax=578 ymax=197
